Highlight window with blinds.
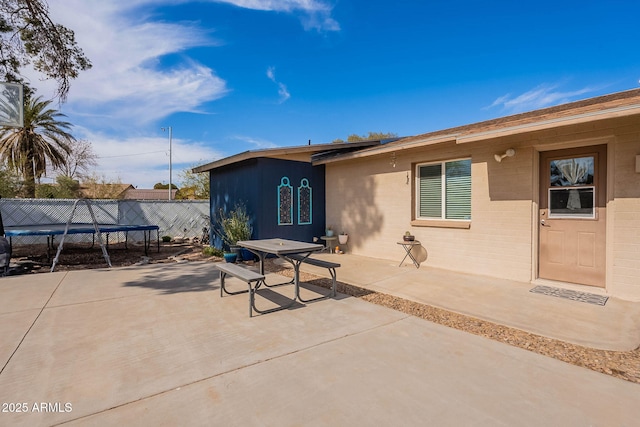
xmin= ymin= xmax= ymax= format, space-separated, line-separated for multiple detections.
xmin=417 ymin=159 xmax=471 ymax=220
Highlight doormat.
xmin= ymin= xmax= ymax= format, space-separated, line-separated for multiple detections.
xmin=529 ymin=285 xmax=609 ymax=306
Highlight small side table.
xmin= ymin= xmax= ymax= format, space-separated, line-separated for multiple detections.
xmin=397 ymin=240 xmax=421 ymax=268
xmin=321 ymin=235 xmax=338 ymax=253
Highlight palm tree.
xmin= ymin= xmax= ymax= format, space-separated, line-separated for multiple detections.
xmin=0 ymin=96 xmax=74 ymax=198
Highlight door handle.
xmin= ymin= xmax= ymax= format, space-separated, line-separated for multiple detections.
xmin=540 ymin=219 xmax=550 ymax=227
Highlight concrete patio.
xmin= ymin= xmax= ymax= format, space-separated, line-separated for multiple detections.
xmin=296 ymin=253 xmax=640 ymax=352
xmin=0 ymin=260 xmax=639 ymax=426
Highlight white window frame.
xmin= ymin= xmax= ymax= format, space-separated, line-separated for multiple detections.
xmin=415 ymin=158 xmax=471 ymax=222
xmin=547 ymin=186 xmax=596 ymax=219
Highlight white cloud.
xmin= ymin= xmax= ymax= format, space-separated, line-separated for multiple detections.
xmin=36 ymin=1 xmax=227 ymax=128
xmin=74 ymin=128 xmax=223 ymax=188
xmin=211 ymin=0 xmax=340 ymax=31
xmin=24 ymin=0 xmax=328 ymax=186
xmin=486 ymin=83 xmax=598 ymax=114
xmin=266 ymin=67 xmax=291 ymax=103
xmin=22 ymin=1 xmax=228 ymax=187
xmin=232 ymin=135 xmax=279 ymax=149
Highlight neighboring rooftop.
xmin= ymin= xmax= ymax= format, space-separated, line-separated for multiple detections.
xmin=123 ymin=189 xmax=178 ymax=200
xmin=79 ymin=183 xmax=134 ymax=199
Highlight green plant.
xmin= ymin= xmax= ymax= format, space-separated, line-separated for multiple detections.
xmin=202 ymin=246 xmax=223 ymax=257
xmin=217 ymin=203 xmax=252 ymax=246
xmin=161 ymin=235 xmax=172 ymax=242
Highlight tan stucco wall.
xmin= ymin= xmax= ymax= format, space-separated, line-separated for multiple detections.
xmin=325 ymin=141 xmax=534 ymax=283
xmin=609 ymin=129 xmax=640 ymax=300
xmin=325 ymin=117 xmax=640 ymax=300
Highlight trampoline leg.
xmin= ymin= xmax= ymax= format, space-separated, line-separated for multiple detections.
xmin=47 ymin=236 xmax=53 ymax=261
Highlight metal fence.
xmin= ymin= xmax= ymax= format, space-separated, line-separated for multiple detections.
xmin=0 ymin=198 xmax=210 ymax=246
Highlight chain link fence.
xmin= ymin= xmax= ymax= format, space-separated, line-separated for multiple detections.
xmin=0 ymin=198 xmax=210 ymax=246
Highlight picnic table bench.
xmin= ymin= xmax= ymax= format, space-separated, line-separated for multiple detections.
xmin=287 ymin=254 xmax=339 ymax=301
xmin=216 ymin=263 xmax=268 ymax=317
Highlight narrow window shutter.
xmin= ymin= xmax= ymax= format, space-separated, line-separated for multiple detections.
xmin=445 ymin=160 xmax=471 ymax=219
xmin=419 ymin=164 xmax=442 ymax=218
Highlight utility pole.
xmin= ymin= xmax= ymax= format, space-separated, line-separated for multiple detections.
xmin=161 ymin=126 xmax=173 ymax=200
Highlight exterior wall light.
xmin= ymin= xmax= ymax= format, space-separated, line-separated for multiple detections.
xmin=494 ymin=148 xmax=516 ymax=163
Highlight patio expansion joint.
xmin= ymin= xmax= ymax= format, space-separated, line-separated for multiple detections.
xmin=44 ymin=290 xmax=162 ymax=310
xmin=365 ymin=268 xmax=416 ymax=288
xmin=53 ymin=314 xmax=413 ymax=425
xmin=0 ymin=272 xmax=68 ymax=377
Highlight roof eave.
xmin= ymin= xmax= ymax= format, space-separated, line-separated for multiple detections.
xmin=193 ymin=140 xmax=383 ymax=173
xmin=315 ymin=103 xmax=640 ymax=165
xmin=456 ymin=103 xmax=640 ymax=144
xmin=312 ymin=134 xmax=458 ymax=165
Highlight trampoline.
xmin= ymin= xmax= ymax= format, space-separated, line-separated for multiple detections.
xmin=5 ymin=223 xmax=160 ymax=258
xmin=0 ymin=198 xmax=162 ymax=272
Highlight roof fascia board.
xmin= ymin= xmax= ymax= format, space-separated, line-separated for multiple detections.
xmin=313 ymin=134 xmax=458 ymax=165
xmin=456 ymin=104 xmax=640 ymax=144
xmin=193 ymin=140 xmax=382 ymax=172
xmin=193 ymin=151 xmax=253 ymax=172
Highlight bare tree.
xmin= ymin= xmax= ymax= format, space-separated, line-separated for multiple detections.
xmin=57 ymin=139 xmax=97 ymax=180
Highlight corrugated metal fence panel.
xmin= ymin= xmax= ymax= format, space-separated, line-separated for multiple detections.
xmin=0 ymin=199 xmax=209 ymax=245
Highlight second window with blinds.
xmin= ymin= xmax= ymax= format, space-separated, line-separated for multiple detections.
xmin=415 ymin=158 xmax=471 ymax=223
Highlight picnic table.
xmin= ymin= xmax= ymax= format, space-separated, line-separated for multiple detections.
xmin=238 ymin=238 xmax=324 ymax=300
xmin=217 ymin=238 xmax=328 ymax=316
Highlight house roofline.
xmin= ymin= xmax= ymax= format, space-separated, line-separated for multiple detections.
xmin=192 ymin=140 xmax=384 ymax=173
xmin=313 ymin=88 xmax=640 ymax=164
xmin=312 ymin=134 xmax=459 ymax=164
xmin=456 ymin=103 xmax=640 ymax=144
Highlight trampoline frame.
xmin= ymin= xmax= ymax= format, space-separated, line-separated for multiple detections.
xmin=5 ymin=223 xmax=160 ymax=259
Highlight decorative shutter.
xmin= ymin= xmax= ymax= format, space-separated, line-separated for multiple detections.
xmin=445 ymin=159 xmax=471 ymax=220
xmin=419 ymin=164 xmax=442 ymax=218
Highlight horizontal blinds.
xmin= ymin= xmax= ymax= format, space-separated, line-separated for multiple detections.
xmin=419 ymin=164 xmax=442 ymax=218
xmin=445 ymin=159 xmax=471 ymax=220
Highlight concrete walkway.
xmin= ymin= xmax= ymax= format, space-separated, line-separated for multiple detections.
xmin=0 ymin=262 xmax=638 ymax=426
xmin=296 ymin=253 xmax=640 ymax=351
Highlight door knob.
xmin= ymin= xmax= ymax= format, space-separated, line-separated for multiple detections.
xmin=540 ymin=219 xmax=550 ymax=227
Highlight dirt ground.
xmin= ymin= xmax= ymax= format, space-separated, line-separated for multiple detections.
xmin=10 ymin=242 xmax=640 ymax=385
xmin=10 ymin=241 xmax=187 ymax=273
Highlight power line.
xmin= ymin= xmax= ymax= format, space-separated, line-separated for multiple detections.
xmin=97 ymin=150 xmax=166 ymax=159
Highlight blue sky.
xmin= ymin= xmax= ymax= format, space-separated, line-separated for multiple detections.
xmin=29 ymin=0 xmax=640 ymax=188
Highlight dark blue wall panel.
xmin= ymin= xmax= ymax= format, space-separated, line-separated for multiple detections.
xmin=209 ymin=158 xmax=325 ymax=248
